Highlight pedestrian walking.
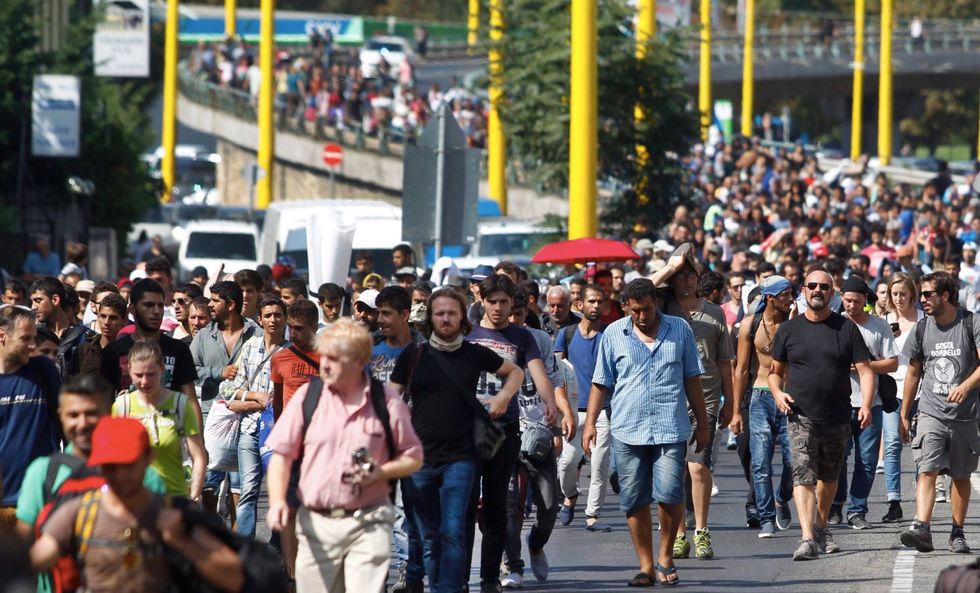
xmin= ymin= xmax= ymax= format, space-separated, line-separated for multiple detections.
xmin=583 ymin=278 xmax=708 ymax=586
xmin=768 ymin=268 xmax=875 ymax=560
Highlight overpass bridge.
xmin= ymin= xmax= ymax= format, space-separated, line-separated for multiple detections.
xmin=175 ymin=20 xmax=980 ymax=209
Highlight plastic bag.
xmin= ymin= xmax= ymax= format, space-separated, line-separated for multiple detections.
xmin=204 ymin=400 xmax=241 ymax=472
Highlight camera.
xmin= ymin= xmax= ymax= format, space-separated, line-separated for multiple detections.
xmin=352 ymin=447 xmax=373 ymax=472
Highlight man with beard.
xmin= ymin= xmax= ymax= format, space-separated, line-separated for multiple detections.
xmin=100 ymin=279 xmax=200 ymax=425
xmin=730 ymin=276 xmax=796 ymax=538
xmin=899 ymin=272 xmax=980 ymax=554
xmin=354 ymin=289 xmax=380 ymax=333
xmin=768 ymin=268 xmax=875 ymax=561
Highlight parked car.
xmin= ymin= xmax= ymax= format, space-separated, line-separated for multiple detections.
xmin=359 ymin=36 xmax=412 ymax=79
xmin=452 ymin=218 xmax=559 ymax=276
xmin=177 ymin=220 xmax=259 ymax=282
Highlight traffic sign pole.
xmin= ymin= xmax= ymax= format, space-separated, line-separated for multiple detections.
xmin=321 ymin=143 xmax=344 ymax=199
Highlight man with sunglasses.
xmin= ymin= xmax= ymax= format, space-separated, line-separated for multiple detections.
xmin=768 ymin=268 xmax=875 ymax=561
xmin=899 ymin=271 xmax=980 ymax=555
xmin=169 ymin=283 xmax=203 ymax=343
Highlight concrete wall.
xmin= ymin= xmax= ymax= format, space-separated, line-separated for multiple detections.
xmin=177 ymin=93 xmax=569 ymax=221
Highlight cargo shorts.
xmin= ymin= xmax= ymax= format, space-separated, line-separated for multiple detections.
xmin=787 ymin=414 xmax=850 ymax=486
xmin=911 ymin=413 xmax=980 ymax=479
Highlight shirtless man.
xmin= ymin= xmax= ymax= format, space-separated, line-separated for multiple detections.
xmin=730 ymin=275 xmax=796 ymax=538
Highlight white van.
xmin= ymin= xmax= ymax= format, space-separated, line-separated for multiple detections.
xmin=259 ymin=199 xmax=405 ymax=280
xmin=177 ymin=220 xmax=260 ymax=282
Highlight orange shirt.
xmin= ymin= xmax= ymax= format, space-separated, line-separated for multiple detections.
xmin=270 ymin=347 xmax=319 ymax=410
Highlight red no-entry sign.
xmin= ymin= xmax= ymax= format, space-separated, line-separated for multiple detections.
xmin=322 ymin=143 xmax=343 ymax=168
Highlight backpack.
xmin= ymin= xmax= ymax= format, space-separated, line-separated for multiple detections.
xmin=164 ymin=495 xmax=289 ymax=593
xmin=914 ymin=311 xmax=976 ymax=363
xmin=934 ymin=558 xmax=980 ymax=593
xmin=300 ymin=377 xmax=397 ymax=493
xmin=33 ymin=458 xmax=108 ymax=593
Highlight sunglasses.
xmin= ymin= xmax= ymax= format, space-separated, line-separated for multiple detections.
xmin=805 ymin=282 xmax=832 ymax=291
xmin=172 ymin=297 xmax=190 ymax=306
xmin=920 ymin=290 xmax=937 ymax=299
xmin=729 ymin=283 xmax=745 ymax=289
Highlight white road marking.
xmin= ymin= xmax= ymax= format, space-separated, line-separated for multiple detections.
xmin=889 ymin=549 xmax=917 ymax=593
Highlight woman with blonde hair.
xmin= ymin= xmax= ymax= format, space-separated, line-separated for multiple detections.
xmin=879 ymin=272 xmax=923 ymax=523
xmin=113 ymin=340 xmax=207 ymax=499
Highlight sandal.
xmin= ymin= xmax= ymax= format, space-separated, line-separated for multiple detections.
xmin=656 ymin=563 xmax=679 ymax=586
xmin=627 ymin=572 xmax=656 ymax=587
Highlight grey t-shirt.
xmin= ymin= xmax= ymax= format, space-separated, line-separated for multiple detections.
xmin=848 ymin=314 xmax=900 ymax=408
xmin=903 ymin=309 xmax=980 ymax=421
xmin=666 ymin=299 xmax=734 ymax=414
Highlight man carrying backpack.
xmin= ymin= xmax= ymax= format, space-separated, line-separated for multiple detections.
xmin=16 ymin=374 xmax=166 ymax=592
xmin=28 ymin=416 xmax=245 ymax=593
xmin=265 ymin=318 xmax=423 ymax=593
xmin=900 ymin=272 xmax=980 ymax=554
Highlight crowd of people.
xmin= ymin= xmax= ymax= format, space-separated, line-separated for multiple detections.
xmin=187 ymin=35 xmax=488 ymax=146
xmin=1 ymin=131 xmax=980 ymax=593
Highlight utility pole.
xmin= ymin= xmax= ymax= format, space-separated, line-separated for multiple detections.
xmin=877 ymin=0 xmax=893 ymax=165
xmin=161 ymin=0 xmax=179 ymax=202
xmin=433 ymin=106 xmax=447 ymax=258
xmin=698 ymin=0 xmax=712 ymax=141
xmin=850 ymin=0 xmax=865 ymax=160
xmin=568 ymin=0 xmax=598 ymax=239
xmin=634 ymin=0 xmax=655 ymax=205
xmin=467 ymin=0 xmax=479 ymax=49
xmin=740 ymin=0 xmax=754 ymax=137
xmin=225 ymin=0 xmax=236 ymax=38
xmin=256 ymin=0 xmax=275 ymax=208
xmin=487 ymin=0 xmax=507 ymax=214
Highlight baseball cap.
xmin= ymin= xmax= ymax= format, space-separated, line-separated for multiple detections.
xmin=394 ymin=266 xmax=418 ymax=279
xmin=75 ymin=280 xmax=96 ymax=296
xmin=355 ymin=288 xmax=379 ymax=310
xmin=634 ymin=238 xmax=655 ymax=252
xmin=653 ymin=239 xmax=674 ymax=253
xmin=964 ymin=242 xmax=979 ymax=253
xmin=470 ymin=264 xmax=495 ymax=282
xmin=191 ymin=266 xmax=209 ymax=279
xmin=87 ymin=417 xmax=151 ymax=467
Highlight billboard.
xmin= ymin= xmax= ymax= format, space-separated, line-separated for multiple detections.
xmin=94 ymin=0 xmax=150 ymax=77
xmin=31 ymin=75 xmax=81 ymax=157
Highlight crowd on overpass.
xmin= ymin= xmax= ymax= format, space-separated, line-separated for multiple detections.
xmin=3 ymin=133 xmax=980 ymax=593
xmin=187 ymin=34 xmax=489 ymax=147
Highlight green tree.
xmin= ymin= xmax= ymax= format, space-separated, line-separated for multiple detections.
xmin=491 ymin=0 xmax=699 ymax=232
xmin=898 ymin=89 xmax=976 ymax=156
xmin=0 ymin=0 xmax=160 ymax=242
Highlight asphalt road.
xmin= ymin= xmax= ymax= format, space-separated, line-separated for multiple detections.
xmin=248 ymin=428 xmax=980 ymax=592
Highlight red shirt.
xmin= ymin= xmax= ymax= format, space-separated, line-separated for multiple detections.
xmin=270 ymin=347 xmax=319 ymax=410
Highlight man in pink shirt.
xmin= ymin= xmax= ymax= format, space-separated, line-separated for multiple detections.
xmin=266 ymin=318 xmax=423 ymax=593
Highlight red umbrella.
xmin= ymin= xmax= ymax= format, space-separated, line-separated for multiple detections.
xmin=531 ymin=237 xmax=640 ymax=264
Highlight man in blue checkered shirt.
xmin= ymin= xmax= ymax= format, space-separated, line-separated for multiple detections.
xmin=582 ymin=278 xmax=708 ymax=587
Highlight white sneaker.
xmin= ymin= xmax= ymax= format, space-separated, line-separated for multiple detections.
xmin=711 ymin=484 xmax=720 ymax=497
xmin=936 ymin=486 xmax=948 ymax=503
xmin=500 ymin=572 xmax=523 ymax=589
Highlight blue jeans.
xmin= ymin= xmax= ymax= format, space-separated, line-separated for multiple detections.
xmin=881 ymin=402 xmax=903 ymax=502
xmin=748 ymin=389 xmax=794 ymax=524
xmin=236 ymin=426 xmax=262 ymax=537
xmin=834 ymin=406 xmax=884 ymax=518
xmin=403 ymin=459 xmax=478 ymax=593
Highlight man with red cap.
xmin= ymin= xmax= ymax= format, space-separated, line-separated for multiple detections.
xmin=29 ymin=417 xmax=244 ymax=593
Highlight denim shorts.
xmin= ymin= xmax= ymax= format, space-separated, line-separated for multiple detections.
xmin=611 ymin=438 xmax=687 ymax=513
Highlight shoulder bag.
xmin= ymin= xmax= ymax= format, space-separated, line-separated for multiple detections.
xmin=427 ymin=346 xmax=507 ymax=460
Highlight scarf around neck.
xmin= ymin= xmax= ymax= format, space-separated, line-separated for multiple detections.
xmin=429 ymin=332 xmax=464 ymax=352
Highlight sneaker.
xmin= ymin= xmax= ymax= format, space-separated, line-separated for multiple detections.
xmin=899 ymin=520 xmax=934 ymax=553
xmin=558 ymin=498 xmax=576 ymax=526
xmin=527 ymin=537 xmax=549 ymax=581
xmin=711 ymin=484 xmax=720 ymax=497
xmin=693 ymin=528 xmax=714 ymax=560
xmin=793 ymin=539 xmax=820 ymax=561
xmin=875 ymin=460 xmax=885 ymax=474
xmin=847 ymin=514 xmax=871 ymax=530
xmin=673 ymin=532 xmax=691 ymax=558
xmin=827 ymin=505 xmax=843 ymax=526
xmin=758 ymin=521 xmax=776 ymax=539
xmin=936 ymin=485 xmax=948 ymax=503
xmin=817 ymin=528 xmax=840 ymax=554
xmin=500 ymin=572 xmax=523 ymax=589
xmin=584 ymin=518 xmax=612 ymax=532
xmin=882 ymin=501 xmax=903 ymax=524
xmin=685 ymin=509 xmax=696 ymax=530
xmin=745 ymin=505 xmax=762 ymax=529
xmin=775 ymin=502 xmax=792 ymax=531
xmin=950 ymin=528 xmax=971 ymax=554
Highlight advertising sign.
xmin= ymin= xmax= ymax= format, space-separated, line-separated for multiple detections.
xmin=94 ymin=0 xmax=150 ymax=77
xmin=32 ymin=75 xmax=81 ymax=157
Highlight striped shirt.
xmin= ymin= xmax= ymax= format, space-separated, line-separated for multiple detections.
xmin=593 ymin=312 xmax=704 ymax=446
xmin=219 ymin=335 xmax=287 ymax=435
